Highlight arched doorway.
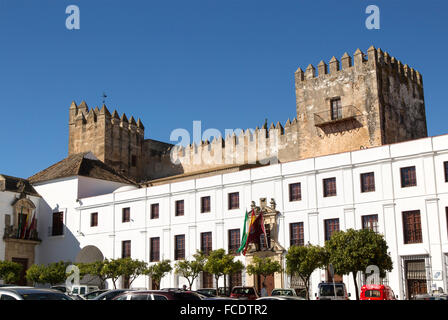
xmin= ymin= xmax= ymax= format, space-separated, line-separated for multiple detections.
xmin=75 ymin=245 xmax=104 ymax=288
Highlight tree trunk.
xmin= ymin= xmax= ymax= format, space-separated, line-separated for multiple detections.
xmin=224 ymin=275 xmax=227 ymax=296
xmin=352 ymin=272 xmax=359 ymax=300
xmin=215 ymin=276 xmax=219 ymax=296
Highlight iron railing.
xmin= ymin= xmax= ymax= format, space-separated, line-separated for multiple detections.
xmin=3 ymin=226 xmax=40 ymax=241
xmin=313 ymin=105 xmax=361 ymax=127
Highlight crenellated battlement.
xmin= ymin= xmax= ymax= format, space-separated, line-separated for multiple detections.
xmin=295 ymin=45 xmax=423 ymax=87
xmin=69 ymin=100 xmax=145 ymax=135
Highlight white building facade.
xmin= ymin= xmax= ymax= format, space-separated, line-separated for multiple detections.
xmin=27 ymin=134 xmax=448 ymax=300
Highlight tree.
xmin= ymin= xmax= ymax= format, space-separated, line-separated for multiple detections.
xmin=223 ymin=259 xmax=245 ymax=294
xmin=174 ymin=251 xmax=206 ymax=290
xmin=246 ymin=256 xmax=282 ymax=291
xmin=285 ymin=244 xmax=327 ymax=300
xmin=325 ymin=228 xmax=393 ymax=300
xmin=144 ymin=259 xmax=172 ymax=289
xmin=75 ymin=261 xmax=108 ymax=287
xmin=118 ymin=258 xmax=147 ymax=288
xmin=0 ymin=260 xmax=23 ymax=284
xmin=26 ymin=261 xmax=71 ymax=286
xmin=101 ymin=259 xmax=123 ymax=289
xmin=26 ymin=264 xmax=46 ymax=285
xmin=203 ymin=249 xmax=243 ymax=295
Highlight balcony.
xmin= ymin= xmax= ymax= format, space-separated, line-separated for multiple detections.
xmin=3 ymin=225 xmax=40 ymax=242
xmin=313 ymin=105 xmax=362 ymax=127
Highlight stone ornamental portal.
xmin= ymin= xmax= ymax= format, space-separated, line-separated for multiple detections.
xmin=244 ymin=198 xmax=285 ymax=293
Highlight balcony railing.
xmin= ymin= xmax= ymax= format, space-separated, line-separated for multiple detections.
xmin=3 ymin=226 xmax=40 ymax=241
xmin=313 ymin=105 xmax=361 ymax=127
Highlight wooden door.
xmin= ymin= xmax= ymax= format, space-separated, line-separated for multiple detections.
xmin=257 ymin=274 xmax=274 ymax=296
xmin=12 ymin=258 xmax=28 ymax=286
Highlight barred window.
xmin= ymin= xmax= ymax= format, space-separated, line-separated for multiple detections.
xmin=175 ymin=235 xmax=185 ymax=260
xmin=323 ymin=178 xmax=337 ymax=197
xmin=444 ymin=162 xmax=448 ymax=182
xmin=150 ymin=237 xmax=160 ymax=262
xmin=324 ymin=218 xmax=339 ymax=241
xmin=175 ymin=200 xmax=184 ymax=216
xmin=400 ymin=166 xmax=417 ymax=188
xmin=402 ymin=210 xmax=422 ymax=244
xmin=289 ymin=183 xmax=302 ymax=202
xmin=360 ymin=172 xmax=375 ymax=193
xmin=150 ymin=203 xmax=159 ymax=219
xmin=362 ymin=214 xmax=378 ymax=233
xmin=201 ymin=196 xmax=211 ymax=213
xmin=90 ymin=212 xmax=98 ymax=227
xmin=228 ymin=192 xmax=239 ymax=210
xmin=122 ymin=207 xmax=131 ymax=223
xmin=201 ymin=232 xmax=212 ymax=256
xmin=228 ymin=229 xmax=240 ymax=255
xmin=290 ymin=222 xmax=304 ymax=246
xmin=122 ymin=240 xmax=131 ymax=258
xmin=52 ymin=212 xmax=64 ymax=236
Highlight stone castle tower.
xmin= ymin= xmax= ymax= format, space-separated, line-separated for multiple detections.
xmin=68 ymin=46 xmax=427 ymax=183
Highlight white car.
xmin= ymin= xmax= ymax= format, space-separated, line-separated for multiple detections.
xmin=70 ymin=285 xmax=100 ymax=296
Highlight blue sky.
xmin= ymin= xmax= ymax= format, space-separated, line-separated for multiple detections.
xmin=0 ymin=0 xmax=447 ymax=178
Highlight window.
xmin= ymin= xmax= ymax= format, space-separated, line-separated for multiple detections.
xmin=362 ymin=215 xmax=378 ymax=233
xmin=201 ymin=196 xmax=211 ymax=213
xmin=90 ymin=212 xmax=98 ymax=227
xmin=400 ymin=166 xmax=417 ymax=188
xmin=289 ymin=183 xmax=302 ymax=202
xmin=324 ymin=218 xmax=339 ymax=241
xmin=175 ymin=200 xmax=184 ymax=216
xmin=402 ymin=210 xmax=422 ymax=244
xmin=122 ymin=207 xmax=131 ymax=223
xmin=331 ymin=98 xmax=342 ymax=120
xmin=200 ymin=232 xmax=212 ymax=256
xmin=444 ymin=162 xmax=448 ymax=182
xmin=202 ymin=272 xmax=214 ymax=288
xmin=260 ymin=224 xmax=271 ymax=249
xmin=290 ymin=222 xmax=304 ymax=246
xmin=150 ymin=203 xmax=159 ymax=219
xmin=175 ymin=235 xmax=185 ymax=260
xmin=229 ymin=272 xmax=242 ymax=291
xmin=228 ymin=192 xmax=239 ymax=210
xmin=360 ymin=172 xmax=375 ymax=193
xmin=52 ymin=212 xmax=64 ymax=236
xmin=150 ymin=237 xmax=160 ymax=262
xmin=228 ymin=229 xmax=240 ymax=255
xmin=323 ymin=178 xmax=337 ymax=197
xmin=122 ymin=240 xmax=131 ymax=258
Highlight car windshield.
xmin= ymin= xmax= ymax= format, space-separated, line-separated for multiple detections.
xmin=319 ymin=285 xmax=345 ymax=297
xmin=21 ymin=293 xmax=72 ymax=300
xmin=272 ymin=290 xmax=293 ymax=296
xmin=365 ymin=290 xmax=381 ymax=298
xmin=232 ymin=288 xmax=255 ymax=295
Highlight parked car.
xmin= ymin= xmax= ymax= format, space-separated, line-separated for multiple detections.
xmin=413 ymin=293 xmax=448 ymax=300
xmin=83 ymin=289 xmax=110 ymax=300
xmin=0 ymin=287 xmax=73 ymax=300
xmin=360 ymin=284 xmax=397 ymax=300
xmin=315 ymin=282 xmax=350 ymax=300
xmin=257 ymin=296 xmax=306 ymax=300
xmin=70 ymin=285 xmax=99 ymax=296
xmin=93 ymin=289 xmax=135 ymax=300
xmin=271 ymin=288 xmax=302 ymax=297
xmin=51 ymin=285 xmax=68 ymax=293
xmin=229 ymin=286 xmax=259 ymax=300
xmin=196 ymin=288 xmax=217 ymax=297
xmin=113 ymin=290 xmax=203 ymax=300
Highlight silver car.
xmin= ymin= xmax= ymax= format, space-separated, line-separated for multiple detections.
xmin=0 ymin=287 xmax=73 ymax=300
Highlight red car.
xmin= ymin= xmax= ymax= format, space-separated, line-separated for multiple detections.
xmin=360 ymin=284 xmax=397 ymax=300
xmin=230 ymin=286 xmax=259 ymax=300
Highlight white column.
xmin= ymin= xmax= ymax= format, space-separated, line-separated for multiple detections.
xmin=425 ymin=198 xmax=444 ymax=292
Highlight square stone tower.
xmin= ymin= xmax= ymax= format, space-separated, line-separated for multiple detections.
xmin=294 ymin=46 xmax=427 ymax=159
xmin=68 ymin=101 xmax=145 ymax=179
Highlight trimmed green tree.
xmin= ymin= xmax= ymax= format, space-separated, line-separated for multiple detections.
xmin=0 ymin=260 xmax=23 ymax=284
xmin=285 ymin=244 xmax=327 ymax=300
xmin=26 ymin=264 xmax=46 ymax=285
xmin=144 ymin=259 xmax=172 ymax=289
xmin=26 ymin=261 xmax=71 ymax=286
xmin=174 ymin=251 xmax=206 ymax=290
xmin=324 ymin=228 xmax=393 ymax=300
xmin=246 ymin=256 xmax=282 ymax=292
xmin=118 ymin=258 xmax=148 ymax=288
xmin=203 ymin=249 xmax=243 ymax=295
xmin=223 ymin=259 xmax=245 ymax=294
xmin=101 ymin=259 xmax=123 ymax=289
